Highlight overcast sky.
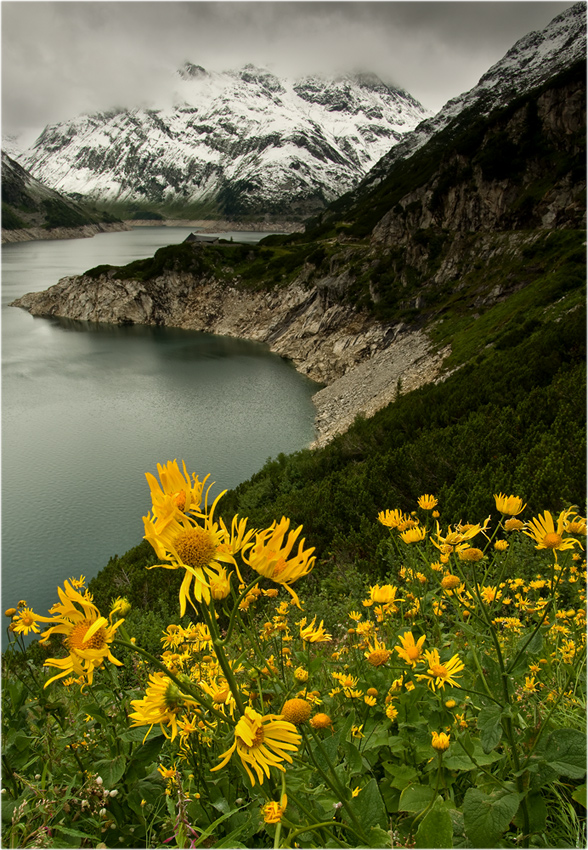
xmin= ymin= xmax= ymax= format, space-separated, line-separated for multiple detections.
xmin=1 ymin=1 xmax=576 ymax=149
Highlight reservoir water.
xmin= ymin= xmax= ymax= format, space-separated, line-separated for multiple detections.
xmin=2 ymin=227 xmax=319 ymax=631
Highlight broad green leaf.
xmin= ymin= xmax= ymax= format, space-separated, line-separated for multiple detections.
xmin=94 ymin=754 xmax=126 ymax=788
xmin=477 ymin=705 xmax=503 ymax=753
xmin=399 ymin=784 xmax=438 ymax=812
xmin=463 ymin=788 xmax=520 ymax=848
xmin=349 ymin=777 xmax=387 ymax=830
xmin=543 ymin=728 xmax=587 ymax=780
xmin=415 ymin=800 xmax=453 ymax=848
xmin=513 ymin=792 xmax=547 ymax=834
xmin=387 ymin=763 xmax=419 ymax=790
xmin=342 ymin=740 xmax=364 ymax=774
xmin=312 ymin=729 xmax=341 ymax=774
xmin=443 ymin=739 xmax=504 ymax=770
xmin=572 ymin=784 xmax=586 ymax=808
xmin=369 ymin=826 xmax=393 ymax=847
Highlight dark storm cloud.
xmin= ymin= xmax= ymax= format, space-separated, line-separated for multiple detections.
xmin=1 ymin=1 xmax=576 ymax=147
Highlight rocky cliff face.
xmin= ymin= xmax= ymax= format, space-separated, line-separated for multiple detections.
xmin=371 ymin=76 xmax=586 ymax=250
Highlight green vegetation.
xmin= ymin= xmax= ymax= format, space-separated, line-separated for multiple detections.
xmin=41 ymin=198 xmax=93 ymax=230
xmin=1 ymin=203 xmax=28 ymax=230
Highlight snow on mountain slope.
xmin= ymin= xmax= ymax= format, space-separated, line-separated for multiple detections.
xmin=359 ymin=2 xmax=586 ymax=193
xmin=17 ymin=66 xmax=430 ymax=217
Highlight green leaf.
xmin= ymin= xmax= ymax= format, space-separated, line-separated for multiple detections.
xmin=94 ymin=754 xmax=126 ymax=788
xmin=312 ymin=729 xmax=341 ymax=774
xmin=342 ymin=740 xmax=364 ymax=774
xmin=84 ymin=703 xmax=110 ymax=725
xmin=572 ymin=784 xmax=586 ymax=808
xmin=415 ymin=800 xmax=454 ymax=848
xmin=543 ymin=728 xmax=587 ymax=780
xmin=443 ymin=739 xmax=504 ymax=770
xmin=386 ymin=763 xmax=419 ymax=791
xmin=513 ymin=792 xmax=547 ymax=834
xmin=463 ymin=788 xmax=520 ymax=847
xmin=399 ymin=784 xmax=438 ymax=813
xmin=369 ymin=826 xmax=393 ymax=847
xmin=192 ymin=805 xmax=244 ymax=847
xmin=349 ymin=778 xmax=387 ymax=830
xmin=477 ymin=705 xmax=503 ymax=753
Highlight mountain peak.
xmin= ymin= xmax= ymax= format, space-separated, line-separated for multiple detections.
xmin=178 ymin=62 xmax=209 ymax=80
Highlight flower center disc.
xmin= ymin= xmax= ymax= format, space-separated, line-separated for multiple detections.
xmin=66 ymin=619 xmax=106 ymax=652
xmin=543 ymin=532 xmax=563 ymax=549
xmin=175 ymin=528 xmax=217 ymax=569
xmin=431 ymin=664 xmax=448 ymax=678
xmin=239 ymin=725 xmax=265 ymax=750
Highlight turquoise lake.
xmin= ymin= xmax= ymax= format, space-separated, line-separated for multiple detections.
xmin=2 ymin=227 xmax=319 ymax=630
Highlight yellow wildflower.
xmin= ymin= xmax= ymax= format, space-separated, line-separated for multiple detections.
xmin=494 ymin=493 xmax=526 ymax=516
xmin=418 ymin=495 xmax=438 ymax=510
xmin=431 ymin=731 xmax=450 ymax=751
xmin=524 ymin=509 xmax=583 ymax=555
xmin=394 ymin=631 xmax=426 ymax=666
xmin=298 ymin=616 xmax=332 ymax=643
xmin=244 ymin=517 xmax=315 ymax=607
xmin=212 ymin=707 xmax=300 ymax=786
xmin=262 ymin=795 xmax=287 ymax=824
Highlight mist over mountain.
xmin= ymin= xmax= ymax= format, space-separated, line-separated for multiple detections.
xmin=16 ymin=66 xmax=431 ymax=220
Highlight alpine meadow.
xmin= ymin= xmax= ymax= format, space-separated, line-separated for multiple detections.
xmin=2 ymin=3 xmax=586 ymax=849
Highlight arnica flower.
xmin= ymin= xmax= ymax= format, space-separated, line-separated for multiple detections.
xmin=366 ymin=584 xmax=399 ymax=605
xmin=10 ymin=607 xmax=41 ymax=636
xmin=298 ymin=616 xmax=332 ymax=643
xmin=377 ymin=509 xmax=404 ymax=529
xmin=243 ymin=517 xmax=315 ymax=608
xmin=211 ymin=706 xmax=301 ymax=786
xmin=458 ymin=547 xmax=484 ymax=562
xmin=432 ymin=521 xmax=487 ymax=553
xmin=280 ymin=698 xmax=311 ymax=725
xmin=109 ymin=596 xmax=131 ymax=619
xmin=494 ymin=540 xmax=509 ymax=551
xmin=129 ymin=671 xmax=198 ymax=741
xmin=494 ymin=493 xmax=526 ymax=516
xmin=143 ymin=490 xmax=242 ymax=616
xmin=310 ymin=712 xmax=332 ymax=730
xmin=35 ymin=581 xmax=124 ymax=687
xmin=504 ymin=517 xmax=525 ymax=532
xmin=524 ymin=509 xmax=583 ymax=556
xmin=400 ymin=525 xmax=427 ymax=544
xmin=4 ymin=608 xmax=16 ymax=618
xmin=441 ymin=574 xmax=461 ymax=591
xmin=145 ymin=460 xmax=210 ymax=520
xmin=431 ymin=731 xmax=450 ymax=751
xmin=480 ymin=585 xmax=500 ymax=604
xmin=418 ymin=494 xmax=438 ymax=510
xmin=365 ymin=637 xmax=392 ymax=667
xmin=418 ymin=649 xmax=465 ymax=691
xmin=385 ymin=704 xmax=399 ymax=722
xmin=394 ymin=631 xmax=426 ymax=667
xmin=565 ymin=516 xmax=587 ymax=535
xmin=294 ymin=667 xmax=309 ymax=683
xmin=262 ymin=795 xmax=287 ymax=824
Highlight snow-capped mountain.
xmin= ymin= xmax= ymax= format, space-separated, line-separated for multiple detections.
xmin=17 ymin=66 xmax=430 ymax=218
xmin=358 ymin=2 xmax=586 ymax=194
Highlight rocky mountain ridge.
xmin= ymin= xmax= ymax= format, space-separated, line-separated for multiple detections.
xmin=343 ymin=2 xmax=586 ymax=204
xmin=1 ymin=151 xmax=126 ymax=241
xmin=16 ymin=66 xmax=430 ymax=219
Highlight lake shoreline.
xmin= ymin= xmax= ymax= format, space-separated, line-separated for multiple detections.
xmin=2 ymin=219 xmax=304 ymax=244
